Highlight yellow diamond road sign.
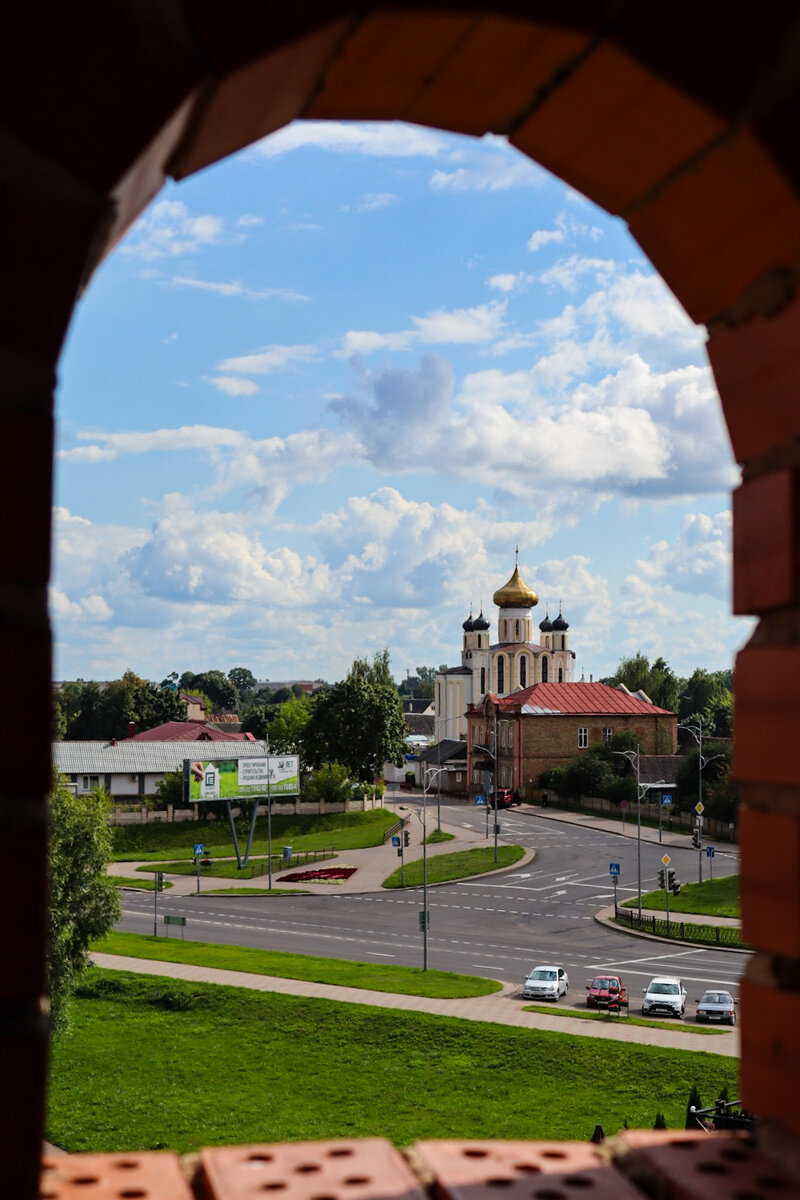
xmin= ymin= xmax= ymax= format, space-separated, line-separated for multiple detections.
xmin=695 ymin=802 xmax=705 ymax=815
xmin=662 ymin=854 xmax=671 ymax=865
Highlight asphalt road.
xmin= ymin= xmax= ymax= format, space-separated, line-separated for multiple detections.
xmin=117 ymin=802 xmax=746 ymax=1018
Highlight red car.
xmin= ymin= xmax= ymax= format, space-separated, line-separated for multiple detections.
xmin=489 ymin=789 xmax=516 ymax=809
xmin=586 ymin=975 xmax=628 ymax=1013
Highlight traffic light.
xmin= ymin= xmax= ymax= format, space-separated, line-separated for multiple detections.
xmin=403 ymin=830 xmax=410 ymax=847
xmin=657 ymin=867 xmax=666 ymax=889
xmin=692 ymin=827 xmax=701 ymax=848
xmin=666 ymin=868 xmax=681 ymax=895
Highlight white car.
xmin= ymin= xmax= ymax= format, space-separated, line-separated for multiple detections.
xmin=642 ymin=976 xmax=687 ymax=1018
xmin=522 ymin=964 xmax=569 ymax=1001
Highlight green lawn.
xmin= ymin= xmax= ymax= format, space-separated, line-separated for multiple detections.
xmin=48 ymin=969 xmax=739 ymax=1153
xmin=136 ymin=852 xmax=335 ymax=879
xmin=111 ymin=808 xmax=396 ymax=862
xmin=622 ymin=874 xmax=740 ymax=918
xmin=425 ymin=830 xmax=455 ymax=845
xmin=95 ymin=931 xmax=501 ymax=998
xmin=383 ymin=845 xmax=525 ymax=888
xmin=111 ymin=876 xmax=173 ymax=891
xmin=521 ymin=1004 xmax=725 ymax=1035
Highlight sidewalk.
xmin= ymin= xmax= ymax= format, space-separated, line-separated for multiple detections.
xmin=510 ymin=801 xmax=737 ymax=854
xmin=91 ymin=951 xmax=738 ymax=1057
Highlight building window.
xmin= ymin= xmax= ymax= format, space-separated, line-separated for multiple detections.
xmin=500 ymin=724 xmax=506 ymax=748
xmin=558 ymin=667 xmax=563 ymax=682
xmin=541 ymin=656 xmax=549 ymax=683
xmin=455 ymin=773 xmax=462 ymax=783
xmin=603 ymin=727 xmax=613 ymax=741
xmin=477 ymin=635 xmax=481 ymax=648
xmin=497 ymin=656 xmax=505 ymax=694
xmin=82 ymin=775 xmax=99 ymax=791
xmin=508 ymin=725 xmax=514 ymax=749
xmin=480 ymin=666 xmax=486 ymax=694
xmin=562 ymin=634 xmax=566 ymax=649
xmin=515 ymin=619 xmax=520 ymax=638
xmin=578 ymin=727 xmax=588 ymax=749
xmin=520 ymin=656 xmax=527 ymax=688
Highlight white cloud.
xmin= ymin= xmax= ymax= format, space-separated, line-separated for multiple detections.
xmin=537 ymin=254 xmax=617 ymax=291
xmin=50 ymin=588 xmax=113 ymax=623
xmin=257 ymin=120 xmax=447 ymax=159
xmin=527 ymin=209 xmax=603 ymax=253
xmin=339 ymin=300 xmax=506 ymax=357
xmin=171 ymin=276 xmax=308 ymax=302
xmin=236 ymin=214 xmax=263 ymax=227
xmin=161 ymin=332 xmax=178 ymax=344
xmin=339 ymin=330 xmax=414 ymax=356
xmin=120 ymin=199 xmax=224 ymax=261
xmin=209 ymin=376 xmax=260 ymax=397
xmin=356 ymin=192 xmax=398 ymax=212
xmin=58 ymin=425 xmax=246 ymax=464
xmin=488 ymin=272 xmax=533 ymax=293
xmin=635 ymin=512 xmax=732 ymax=599
xmin=218 ymin=344 xmax=318 ymax=374
xmin=430 ymin=135 xmax=543 ymax=192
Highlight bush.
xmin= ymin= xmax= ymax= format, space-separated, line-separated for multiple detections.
xmin=539 ymin=767 xmax=567 ymax=794
xmin=605 ymin=775 xmax=637 ymax=805
xmin=562 ymin=755 xmax=613 ymax=799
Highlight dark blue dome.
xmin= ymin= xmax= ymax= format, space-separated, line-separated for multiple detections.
xmin=552 ymin=609 xmax=569 ymax=631
xmin=473 ymin=609 xmax=490 ymax=631
xmin=539 ymin=612 xmax=553 ymax=632
xmin=462 ymin=612 xmax=475 ymax=632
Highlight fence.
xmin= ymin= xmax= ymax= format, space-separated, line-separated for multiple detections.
xmin=382 ymin=814 xmax=411 ymax=843
xmin=531 ymin=791 xmax=737 ymax=843
xmin=614 ymin=907 xmax=749 ymax=950
xmin=247 ymin=847 xmax=335 ymax=879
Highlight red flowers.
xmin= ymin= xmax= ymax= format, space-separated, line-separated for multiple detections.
xmin=278 ymin=867 xmax=357 ymax=883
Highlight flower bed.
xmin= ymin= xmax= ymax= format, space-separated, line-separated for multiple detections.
xmin=278 ymin=867 xmax=357 ymax=883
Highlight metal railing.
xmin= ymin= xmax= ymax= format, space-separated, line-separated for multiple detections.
xmin=614 ymin=907 xmax=749 ymax=949
xmin=247 ymin=847 xmax=335 ymax=879
xmin=383 ymin=815 xmax=411 ymax=843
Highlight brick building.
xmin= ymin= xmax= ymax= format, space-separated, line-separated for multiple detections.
xmin=467 ymin=682 xmax=677 ymax=797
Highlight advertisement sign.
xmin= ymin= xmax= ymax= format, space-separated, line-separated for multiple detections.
xmin=185 ymin=755 xmax=300 ymax=801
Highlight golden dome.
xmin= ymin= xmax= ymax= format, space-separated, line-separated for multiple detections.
xmin=493 ymin=565 xmax=538 ymax=610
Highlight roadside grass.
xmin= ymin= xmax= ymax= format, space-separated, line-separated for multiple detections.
xmin=111 ymin=809 xmax=396 ymax=862
xmin=111 ymin=876 xmax=173 ymax=891
xmin=48 ymin=969 xmax=739 ymax=1153
xmin=383 ymin=845 xmax=525 ymax=888
xmin=622 ymin=874 xmax=740 ymax=919
xmin=521 ymin=1003 xmax=725 ymax=1035
xmin=425 ymin=830 xmax=455 ymax=845
xmin=94 ymin=931 xmax=501 ymax=998
xmin=136 ymin=854 xmax=335 ymax=879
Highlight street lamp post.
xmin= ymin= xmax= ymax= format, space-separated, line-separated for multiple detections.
xmin=613 ymin=749 xmax=665 ymax=919
xmin=421 ymin=765 xmax=446 ymax=971
xmin=678 ymin=722 xmax=723 ymax=883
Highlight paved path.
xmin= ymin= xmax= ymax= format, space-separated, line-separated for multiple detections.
xmin=92 ymin=952 xmax=738 ymax=1057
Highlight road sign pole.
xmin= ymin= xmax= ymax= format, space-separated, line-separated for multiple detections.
xmin=710 ymin=847 xmax=714 ymax=881
xmin=153 ymin=875 xmax=158 ymax=937
xmin=665 ymin=875 xmax=670 ymax=935
xmin=267 ymin=766 xmax=272 ymax=892
xmin=698 ymin=816 xmax=703 ymax=885
xmin=659 ymin=798 xmax=662 ymax=844
xmin=613 ymin=875 xmax=618 ymax=915
xmin=401 ymin=838 xmax=405 ymax=887
xmin=196 ymin=856 xmax=200 ymax=894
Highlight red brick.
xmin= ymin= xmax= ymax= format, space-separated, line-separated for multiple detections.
xmin=171 ymin=20 xmax=350 ymax=180
xmin=709 ymin=296 xmax=800 ymax=462
xmin=199 ymin=1138 xmax=426 ymax=1200
xmin=735 ymin=645 xmax=800 ymax=786
xmin=613 ymin=1127 xmax=788 ymax=1198
xmin=512 ymin=41 xmax=724 ymax=215
xmin=741 ymin=976 xmax=800 ymax=1140
xmin=733 ymin=470 xmax=799 ymax=614
xmin=40 ymin=1150 xmax=192 ymax=1199
xmin=628 ymin=130 xmax=800 ymax=325
xmin=739 ymin=806 xmax=800 ymax=954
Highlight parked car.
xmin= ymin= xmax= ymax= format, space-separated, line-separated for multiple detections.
xmin=642 ymin=976 xmax=687 ymax=1018
xmin=695 ymin=990 xmax=737 ymax=1025
xmin=586 ymin=975 xmax=628 ymax=1012
xmin=489 ymin=788 xmax=515 ymax=808
xmin=522 ymin=965 xmax=569 ymax=1001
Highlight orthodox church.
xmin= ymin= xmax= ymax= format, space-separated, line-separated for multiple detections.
xmin=434 ymin=553 xmax=575 ymax=743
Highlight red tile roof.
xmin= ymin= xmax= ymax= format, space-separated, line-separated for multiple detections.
xmin=124 ymin=721 xmax=250 ymax=742
xmin=493 ymin=682 xmax=674 ymax=716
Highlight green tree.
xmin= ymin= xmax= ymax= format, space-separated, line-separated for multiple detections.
xmin=561 ymin=755 xmax=613 ymax=799
xmin=228 ymin=667 xmax=257 ymax=705
xmin=303 ymin=762 xmax=353 ymax=805
xmin=49 ymin=780 xmax=120 ymax=1036
xmin=397 ymin=665 xmax=443 ymax=699
xmin=268 ymin=695 xmax=312 ymax=760
xmin=305 ymin=651 xmax=406 ymax=782
xmin=606 ymin=653 xmax=681 ymax=712
xmin=241 ymin=700 xmax=277 ymax=740
xmin=181 ymin=669 xmax=237 ymax=712
xmin=676 ymin=747 xmax=730 ymax=813
xmin=152 ymin=769 xmax=185 ymax=811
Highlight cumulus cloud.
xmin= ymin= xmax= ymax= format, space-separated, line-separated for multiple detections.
xmin=50 ymin=588 xmax=113 ymax=623
xmin=635 ymin=511 xmax=732 ymax=599
xmin=209 ymin=376 xmax=260 ymax=396
xmin=218 ymin=344 xmax=318 ymax=374
xmin=257 ymin=120 xmax=447 ymax=159
xmin=527 ymin=209 xmax=603 ymax=253
xmin=120 ymin=199 xmax=224 ymax=261
xmin=429 ymin=135 xmax=544 ymax=192
xmin=339 ymin=301 xmax=506 ymax=357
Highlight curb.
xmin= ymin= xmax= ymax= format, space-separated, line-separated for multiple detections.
xmin=593 ymin=904 xmax=749 ymax=954
xmin=383 ymin=845 xmax=536 ymax=891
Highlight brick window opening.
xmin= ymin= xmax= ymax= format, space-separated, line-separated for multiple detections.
xmin=603 ymin=727 xmax=613 ymax=741
xmin=578 ymin=727 xmax=588 ymax=749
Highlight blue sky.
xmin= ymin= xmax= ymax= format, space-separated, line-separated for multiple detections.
xmin=53 ymin=121 xmax=750 ymax=685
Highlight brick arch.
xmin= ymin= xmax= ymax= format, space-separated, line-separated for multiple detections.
xmin=5 ymin=4 xmax=800 ymax=1191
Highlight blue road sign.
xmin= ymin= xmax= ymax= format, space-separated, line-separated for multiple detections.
xmin=475 ymin=794 xmax=486 ymax=806
xmin=662 ymin=794 xmax=673 ymax=805
xmin=706 ymin=845 xmax=715 ymax=857
xmin=391 ymin=835 xmax=401 ymax=847
xmin=609 ymin=862 xmax=620 ymax=876
xmin=194 ymin=843 xmax=204 ymax=856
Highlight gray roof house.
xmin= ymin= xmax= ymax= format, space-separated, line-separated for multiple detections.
xmin=53 ymin=739 xmax=269 ymax=799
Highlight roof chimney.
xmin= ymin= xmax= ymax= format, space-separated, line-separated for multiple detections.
xmin=128 ymin=721 xmax=135 ymax=737
xmin=109 ymin=738 xmax=117 ymax=746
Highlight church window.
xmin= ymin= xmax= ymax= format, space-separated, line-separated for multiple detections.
xmin=562 ymin=634 xmax=566 ymax=649
xmin=545 ymin=636 xmax=550 ymax=649
xmin=519 ymin=656 xmax=527 ymax=688
xmin=541 ymin=656 xmax=549 ymax=683
xmin=497 ymin=656 xmax=505 ymax=694
xmin=558 ymin=667 xmax=563 ymax=682
xmin=515 ymin=619 xmax=520 ymax=638
xmin=477 ymin=635 xmax=481 ymax=648
xmin=480 ymin=666 xmax=485 ymax=694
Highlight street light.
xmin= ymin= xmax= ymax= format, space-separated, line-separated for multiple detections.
xmin=420 ymin=765 xmax=447 ymax=970
xmin=613 ymin=749 xmax=665 ymax=919
xmin=679 ymin=722 xmax=724 ymax=883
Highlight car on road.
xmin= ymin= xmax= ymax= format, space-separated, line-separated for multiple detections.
xmin=586 ymin=975 xmax=628 ymax=1012
xmin=695 ymin=989 xmax=737 ymax=1025
xmin=489 ymin=788 xmax=515 ymax=808
xmin=522 ymin=965 xmax=569 ymax=1001
xmin=642 ymin=976 xmax=687 ymax=1018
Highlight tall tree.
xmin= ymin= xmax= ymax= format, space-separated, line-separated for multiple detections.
xmin=305 ymin=652 xmax=406 ymax=782
xmin=268 ymin=694 xmax=312 ymax=761
xmin=48 ymin=780 xmax=119 ymax=1036
xmin=228 ymin=666 xmax=257 ymax=705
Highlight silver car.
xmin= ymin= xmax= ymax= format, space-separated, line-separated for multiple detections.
xmin=522 ymin=965 xmax=569 ymax=1001
xmin=642 ymin=976 xmax=687 ymax=1017
xmin=695 ymin=989 xmax=737 ymax=1025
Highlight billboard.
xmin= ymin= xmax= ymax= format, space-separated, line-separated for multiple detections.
xmin=185 ymin=755 xmax=300 ymax=802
